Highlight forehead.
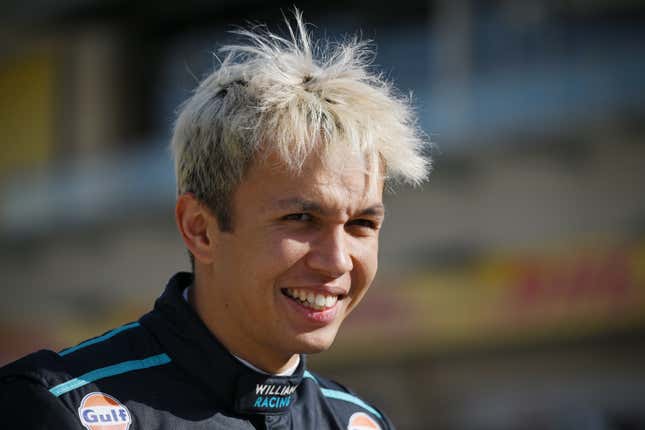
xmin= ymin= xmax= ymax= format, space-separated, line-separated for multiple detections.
xmin=238 ymin=150 xmax=384 ymax=212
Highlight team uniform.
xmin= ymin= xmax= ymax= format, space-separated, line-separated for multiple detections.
xmin=0 ymin=272 xmax=393 ymax=429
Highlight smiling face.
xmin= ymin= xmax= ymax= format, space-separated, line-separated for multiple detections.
xmin=191 ymin=150 xmax=384 ymax=372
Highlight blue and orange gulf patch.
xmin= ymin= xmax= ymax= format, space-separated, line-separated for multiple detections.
xmin=347 ymin=411 xmax=382 ymax=430
xmin=77 ymin=392 xmax=131 ymax=430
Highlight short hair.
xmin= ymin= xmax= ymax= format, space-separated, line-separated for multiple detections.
xmin=171 ymin=10 xmax=430 ymax=231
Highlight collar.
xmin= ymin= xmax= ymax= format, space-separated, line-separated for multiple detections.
xmin=140 ymin=272 xmax=306 ymax=415
xmin=181 ymin=286 xmax=301 ymax=377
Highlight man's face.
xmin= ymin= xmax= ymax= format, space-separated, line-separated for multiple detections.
xmin=208 ymin=151 xmax=384 ymax=365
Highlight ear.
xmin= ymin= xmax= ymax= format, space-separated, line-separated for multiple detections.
xmin=175 ymin=193 xmax=217 ymax=264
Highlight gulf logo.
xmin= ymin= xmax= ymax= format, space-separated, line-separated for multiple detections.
xmin=77 ymin=392 xmax=132 ymax=430
xmin=347 ymin=412 xmax=382 ymax=430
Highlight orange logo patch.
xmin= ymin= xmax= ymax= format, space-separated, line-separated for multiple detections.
xmin=348 ymin=412 xmax=382 ymax=430
xmin=77 ymin=392 xmax=132 ymax=430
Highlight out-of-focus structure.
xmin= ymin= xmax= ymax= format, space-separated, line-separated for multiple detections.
xmin=1 ymin=1 xmax=644 ymax=429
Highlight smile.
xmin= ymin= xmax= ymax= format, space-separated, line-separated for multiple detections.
xmin=281 ymin=288 xmax=342 ymax=311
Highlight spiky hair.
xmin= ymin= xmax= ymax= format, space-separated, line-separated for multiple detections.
xmin=171 ymin=10 xmax=430 ymax=230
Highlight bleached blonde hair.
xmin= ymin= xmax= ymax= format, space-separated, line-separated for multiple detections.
xmin=171 ymin=10 xmax=430 ymax=230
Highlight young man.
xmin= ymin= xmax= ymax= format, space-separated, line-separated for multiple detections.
xmin=0 ymin=12 xmax=429 ymax=429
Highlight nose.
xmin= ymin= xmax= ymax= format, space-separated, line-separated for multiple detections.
xmin=306 ymin=226 xmax=354 ymax=278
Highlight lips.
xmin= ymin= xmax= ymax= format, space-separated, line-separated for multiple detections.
xmin=281 ymin=288 xmax=343 ymax=311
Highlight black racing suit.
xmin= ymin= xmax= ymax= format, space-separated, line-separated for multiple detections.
xmin=0 ymin=272 xmax=394 ymax=429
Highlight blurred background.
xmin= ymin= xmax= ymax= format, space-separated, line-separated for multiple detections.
xmin=1 ymin=0 xmax=645 ymax=428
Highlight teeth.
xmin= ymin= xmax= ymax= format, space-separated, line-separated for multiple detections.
xmin=284 ymin=288 xmax=339 ymax=310
xmin=315 ymin=294 xmax=325 ymax=307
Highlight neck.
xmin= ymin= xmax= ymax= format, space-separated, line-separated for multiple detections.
xmin=191 ymin=269 xmax=299 ymax=374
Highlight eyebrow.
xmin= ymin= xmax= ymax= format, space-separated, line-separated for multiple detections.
xmin=274 ymin=197 xmax=385 ymax=217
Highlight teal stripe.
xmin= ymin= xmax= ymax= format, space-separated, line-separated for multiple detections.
xmin=321 ymin=389 xmax=382 ymax=419
xmin=302 ymin=370 xmax=382 ymax=419
xmin=59 ymin=322 xmax=140 ymax=356
xmin=49 ymin=353 xmax=171 ymax=397
xmin=303 ymin=370 xmax=317 ymax=381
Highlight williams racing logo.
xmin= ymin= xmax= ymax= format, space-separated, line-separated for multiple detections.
xmin=77 ymin=392 xmax=132 ymax=430
xmin=253 ymin=383 xmax=298 ymax=409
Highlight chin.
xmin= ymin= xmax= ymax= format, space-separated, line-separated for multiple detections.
xmin=291 ymin=329 xmax=338 ymax=354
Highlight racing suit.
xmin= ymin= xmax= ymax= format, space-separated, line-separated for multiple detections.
xmin=0 ymin=272 xmax=394 ymax=429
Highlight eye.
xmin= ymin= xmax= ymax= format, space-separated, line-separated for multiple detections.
xmin=282 ymin=213 xmax=313 ymax=222
xmin=347 ymin=219 xmax=378 ymax=230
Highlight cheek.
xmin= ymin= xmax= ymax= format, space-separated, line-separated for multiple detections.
xmin=277 ymin=237 xmax=311 ymax=264
xmin=349 ymin=240 xmax=379 ymax=297
xmin=254 ymin=236 xmax=310 ymax=280
xmin=358 ymin=237 xmax=379 ymax=275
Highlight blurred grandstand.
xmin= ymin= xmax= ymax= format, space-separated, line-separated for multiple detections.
xmin=1 ymin=1 xmax=644 ymax=428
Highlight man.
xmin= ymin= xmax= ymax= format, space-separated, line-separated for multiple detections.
xmin=0 ymin=11 xmax=429 ymax=429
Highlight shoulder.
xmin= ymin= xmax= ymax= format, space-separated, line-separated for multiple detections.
xmin=56 ymin=321 xmax=155 ymax=369
xmin=0 ymin=321 xmax=166 ymax=426
xmin=0 ymin=350 xmax=82 ymax=428
xmin=302 ymin=370 xmax=396 ymax=430
xmin=0 ymin=322 xmax=153 ymax=387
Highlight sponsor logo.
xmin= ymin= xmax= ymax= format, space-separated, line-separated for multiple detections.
xmin=253 ymin=383 xmax=298 ymax=409
xmin=253 ymin=395 xmax=292 ymax=409
xmin=255 ymin=383 xmax=297 ymax=396
xmin=77 ymin=392 xmax=131 ymax=430
xmin=348 ymin=412 xmax=381 ymax=430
